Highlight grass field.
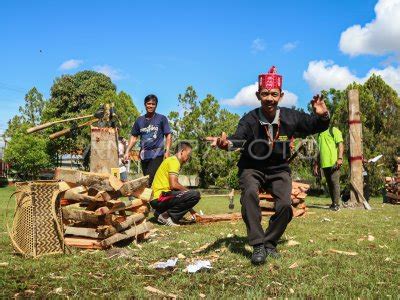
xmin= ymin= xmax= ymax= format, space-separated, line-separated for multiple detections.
xmin=0 ymin=186 xmax=399 ymax=298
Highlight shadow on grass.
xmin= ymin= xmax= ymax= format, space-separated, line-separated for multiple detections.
xmin=196 ymin=235 xmax=252 ymax=259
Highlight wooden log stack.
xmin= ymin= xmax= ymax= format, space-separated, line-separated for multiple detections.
xmin=259 ymin=181 xmax=310 ymax=217
xmin=384 ymin=157 xmax=400 ymax=205
xmin=55 ymin=168 xmax=154 ymax=250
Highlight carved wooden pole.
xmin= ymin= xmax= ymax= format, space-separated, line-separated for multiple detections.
xmin=348 ymin=89 xmax=364 ymax=207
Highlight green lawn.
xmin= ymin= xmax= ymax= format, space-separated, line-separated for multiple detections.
xmin=0 ymin=186 xmax=399 ymax=298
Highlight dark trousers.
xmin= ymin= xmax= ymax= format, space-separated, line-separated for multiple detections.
xmin=150 ymin=190 xmax=201 ymax=222
xmin=141 ymin=156 xmax=164 ymax=187
xmin=239 ymin=169 xmax=293 ymax=248
xmin=323 ymin=167 xmax=340 ymax=206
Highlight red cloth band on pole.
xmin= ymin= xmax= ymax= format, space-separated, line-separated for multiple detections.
xmin=348 ymin=120 xmax=362 ymax=125
xmin=349 ymin=156 xmax=363 ymax=163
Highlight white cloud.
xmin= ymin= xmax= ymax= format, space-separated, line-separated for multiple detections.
xmin=59 ymin=59 xmax=83 ymax=70
xmin=339 ymin=0 xmax=400 ymax=56
xmin=303 ymin=60 xmax=400 ymax=93
xmin=93 ymin=65 xmax=125 ymax=81
xmin=303 ymin=60 xmax=359 ymax=93
xmin=251 ymin=38 xmax=266 ymax=53
xmin=283 ymin=41 xmax=298 ymax=52
xmin=367 ymin=65 xmax=400 ymax=92
xmin=221 ymin=82 xmax=298 ymax=108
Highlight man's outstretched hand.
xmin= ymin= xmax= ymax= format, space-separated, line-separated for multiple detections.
xmin=206 ymin=132 xmax=229 ymax=150
xmin=311 ymin=94 xmax=328 ymax=116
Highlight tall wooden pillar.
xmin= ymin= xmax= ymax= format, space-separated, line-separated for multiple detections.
xmin=348 ymin=89 xmax=364 ymax=206
xmin=90 ymin=126 xmax=119 ymax=174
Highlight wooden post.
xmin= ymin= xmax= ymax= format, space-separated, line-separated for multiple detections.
xmin=348 ymin=89 xmax=364 ymax=207
xmin=90 ymin=126 xmax=119 ymax=174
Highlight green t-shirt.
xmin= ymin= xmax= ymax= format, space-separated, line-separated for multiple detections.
xmin=317 ymin=127 xmax=344 ymax=168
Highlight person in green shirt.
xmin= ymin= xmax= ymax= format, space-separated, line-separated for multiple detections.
xmin=314 ymin=126 xmax=344 ymax=211
xmin=150 ymin=141 xmax=200 ymax=226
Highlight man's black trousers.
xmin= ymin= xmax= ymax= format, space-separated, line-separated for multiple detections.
xmin=141 ymin=156 xmax=164 ymax=187
xmin=150 ymin=190 xmax=200 ymax=222
xmin=239 ymin=169 xmax=293 ymax=249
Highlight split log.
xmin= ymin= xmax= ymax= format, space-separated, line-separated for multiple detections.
xmin=119 ymin=176 xmax=149 ymax=196
xmin=64 ymin=237 xmax=105 ymax=250
xmin=292 ymin=207 xmax=306 ymax=217
xmin=296 ymin=192 xmax=307 ymax=199
xmin=55 ymin=168 xmax=123 ymax=192
xmin=59 ymin=181 xmax=77 ymax=192
xmin=63 ymin=190 xmax=99 ymax=202
xmin=196 ymin=213 xmax=242 ymax=223
xmin=132 ymin=205 xmax=149 ymax=215
xmin=261 ymin=211 xmax=275 ymax=216
xmin=65 ymin=226 xmax=110 ymax=239
xmin=62 ymin=208 xmax=115 ymax=225
xmin=100 ymin=221 xmax=153 ymax=247
xmin=259 ymin=194 xmax=274 ymax=201
xmin=60 ymin=198 xmax=79 ymax=206
xmin=97 ymin=213 xmax=146 ymax=237
xmin=132 ymin=188 xmax=153 ymax=201
xmin=259 ymin=201 xmax=274 ymax=210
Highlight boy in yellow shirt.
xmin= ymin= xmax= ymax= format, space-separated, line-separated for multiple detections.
xmin=150 ymin=141 xmax=200 ymax=226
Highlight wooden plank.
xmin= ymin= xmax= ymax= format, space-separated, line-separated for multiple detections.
xmin=348 ymin=89 xmax=364 ymax=207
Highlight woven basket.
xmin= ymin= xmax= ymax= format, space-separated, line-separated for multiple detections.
xmin=8 ymin=181 xmax=65 ymax=257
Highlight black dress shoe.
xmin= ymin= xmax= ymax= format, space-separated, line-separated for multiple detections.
xmin=251 ymin=244 xmax=267 ymax=265
xmin=265 ymin=247 xmax=281 ymax=259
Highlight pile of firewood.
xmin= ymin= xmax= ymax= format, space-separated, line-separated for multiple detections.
xmin=259 ymin=181 xmax=310 ymax=217
xmin=384 ymin=157 xmax=400 ymax=205
xmin=56 ymin=168 xmax=153 ymax=249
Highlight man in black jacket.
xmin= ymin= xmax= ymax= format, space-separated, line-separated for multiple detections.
xmin=207 ymin=66 xmax=330 ymax=265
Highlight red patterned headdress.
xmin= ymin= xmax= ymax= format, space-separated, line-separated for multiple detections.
xmin=258 ymin=66 xmax=283 ymax=90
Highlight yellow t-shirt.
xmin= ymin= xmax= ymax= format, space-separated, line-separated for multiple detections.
xmin=152 ymin=156 xmax=181 ymax=199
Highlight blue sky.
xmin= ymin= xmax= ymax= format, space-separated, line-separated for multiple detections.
xmin=1 ymin=0 xmax=399 ymax=135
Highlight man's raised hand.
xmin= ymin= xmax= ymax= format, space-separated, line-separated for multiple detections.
xmin=205 ymin=132 xmax=229 ymax=150
xmin=311 ymin=94 xmax=328 ymax=116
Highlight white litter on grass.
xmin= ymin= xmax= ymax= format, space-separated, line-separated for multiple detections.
xmin=185 ymin=260 xmax=212 ymax=273
xmin=153 ymin=258 xmax=178 ymax=269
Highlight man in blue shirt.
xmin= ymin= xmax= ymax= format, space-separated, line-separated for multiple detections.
xmin=124 ymin=94 xmax=172 ymax=186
